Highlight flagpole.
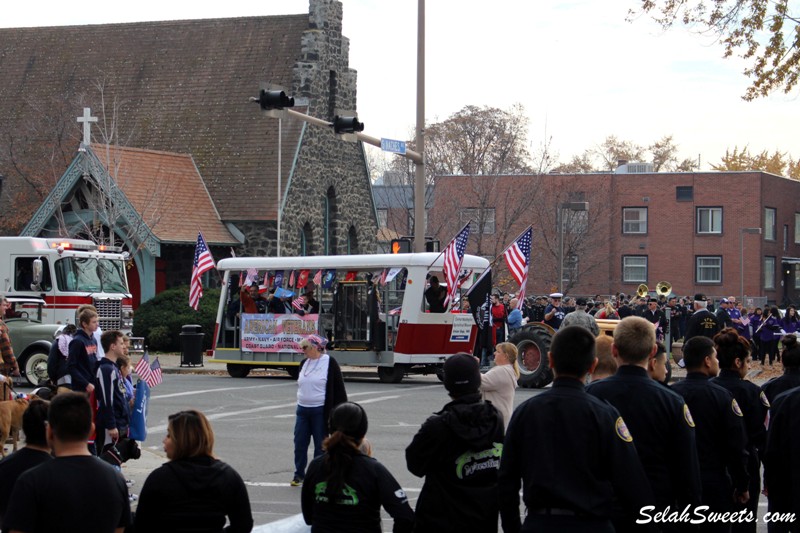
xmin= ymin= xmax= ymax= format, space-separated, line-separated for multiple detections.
xmin=426 ymin=221 xmax=473 ymax=270
xmin=487 ymin=225 xmax=533 ymax=270
xmin=199 ymin=229 xmax=223 ymax=284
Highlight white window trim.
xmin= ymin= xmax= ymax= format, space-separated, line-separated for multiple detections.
xmin=696 ymin=207 xmax=722 ymax=234
xmin=623 ymin=207 xmax=647 ymax=234
xmin=622 ymin=255 xmax=648 ymax=283
xmin=696 ymin=256 xmax=722 ymax=284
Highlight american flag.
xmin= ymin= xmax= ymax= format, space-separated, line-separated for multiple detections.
xmin=146 ymin=358 xmax=163 ymax=388
xmin=442 ymin=224 xmax=471 ymax=307
xmin=291 ymin=296 xmax=306 ymax=311
xmin=503 ymin=227 xmax=532 ymax=309
xmin=189 ymin=232 xmax=215 ymax=310
xmin=135 ymin=352 xmax=152 ymax=383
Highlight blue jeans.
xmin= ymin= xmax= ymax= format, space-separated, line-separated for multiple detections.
xmin=293 ymin=405 xmax=325 ymax=479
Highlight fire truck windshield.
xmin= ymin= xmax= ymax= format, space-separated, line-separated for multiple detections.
xmin=55 ymin=257 xmax=128 ymax=293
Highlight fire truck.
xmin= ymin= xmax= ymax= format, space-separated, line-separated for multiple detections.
xmin=0 ymin=237 xmax=134 ymax=334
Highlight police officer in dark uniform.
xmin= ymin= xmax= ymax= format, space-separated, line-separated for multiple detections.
xmin=587 ymin=317 xmax=701 ymax=530
xmin=671 ymin=336 xmax=750 ymax=532
xmin=710 ymin=328 xmax=769 ymax=533
xmin=526 ymin=296 xmax=546 ymax=323
xmin=763 ymin=386 xmax=800 ymax=531
xmin=761 ymin=334 xmax=800 ymax=404
xmin=685 ymin=293 xmax=721 ymax=342
xmin=499 ymin=326 xmax=653 ymax=533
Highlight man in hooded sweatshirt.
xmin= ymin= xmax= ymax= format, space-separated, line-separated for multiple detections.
xmin=405 ymin=352 xmax=504 ymax=533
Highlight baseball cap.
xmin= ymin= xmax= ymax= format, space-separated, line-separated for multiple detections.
xmin=443 ymin=353 xmax=481 ymax=396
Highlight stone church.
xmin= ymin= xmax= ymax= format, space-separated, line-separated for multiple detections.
xmin=0 ymin=0 xmax=377 ymax=304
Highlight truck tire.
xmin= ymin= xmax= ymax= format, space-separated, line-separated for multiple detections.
xmin=377 ymin=365 xmax=404 ymax=384
xmin=509 ymin=326 xmax=553 ymax=388
xmin=22 ymin=351 xmax=50 ymax=386
xmin=227 ymin=364 xmax=251 ymax=378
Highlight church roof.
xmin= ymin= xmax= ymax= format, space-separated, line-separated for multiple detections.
xmin=92 ymin=145 xmax=238 ymax=246
xmin=0 ymin=15 xmax=308 ymax=222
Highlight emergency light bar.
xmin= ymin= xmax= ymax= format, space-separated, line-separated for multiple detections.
xmin=47 ymin=240 xmax=122 ymax=253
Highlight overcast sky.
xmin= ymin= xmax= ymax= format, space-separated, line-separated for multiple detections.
xmin=4 ymin=0 xmax=797 ymax=170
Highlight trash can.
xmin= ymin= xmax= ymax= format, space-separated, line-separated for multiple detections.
xmin=180 ymin=324 xmax=204 ymax=367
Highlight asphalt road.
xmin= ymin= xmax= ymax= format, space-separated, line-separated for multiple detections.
xmin=122 ymin=372 xmax=777 ymax=532
xmin=131 ymin=372 xmax=543 ymax=528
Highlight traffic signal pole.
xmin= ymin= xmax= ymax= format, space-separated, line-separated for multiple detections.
xmin=413 ymin=0 xmax=426 ymax=252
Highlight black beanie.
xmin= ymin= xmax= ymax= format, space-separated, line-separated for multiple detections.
xmin=444 ymin=353 xmax=481 ymax=396
xmin=329 ymin=402 xmax=368 ymax=441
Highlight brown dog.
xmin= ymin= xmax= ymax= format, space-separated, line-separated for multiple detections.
xmin=0 ymin=397 xmax=32 ymax=457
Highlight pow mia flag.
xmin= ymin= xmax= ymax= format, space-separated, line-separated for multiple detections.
xmin=466 ymin=267 xmax=493 ymax=351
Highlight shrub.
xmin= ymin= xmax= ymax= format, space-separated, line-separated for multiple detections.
xmin=132 ymin=286 xmax=220 ymax=352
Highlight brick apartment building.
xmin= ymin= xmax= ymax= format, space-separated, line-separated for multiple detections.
xmin=425 ymin=170 xmax=800 ymax=305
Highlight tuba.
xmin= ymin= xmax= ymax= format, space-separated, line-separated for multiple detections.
xmin=656 ymin=281 xmax=672 ymax=298
xmin=636 ymin=284 xmax=649 ymax=298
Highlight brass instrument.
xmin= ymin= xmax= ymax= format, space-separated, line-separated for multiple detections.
xmin=636 ymin=284 xmax=649 ymax=298
xmin=656 ymin=281 xmax=672 ymax=298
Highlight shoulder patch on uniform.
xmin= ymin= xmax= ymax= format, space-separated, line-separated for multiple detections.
xmin=760 ymin=391 xmax=771 ymax=408
xmin=615 ymin=417 xmax=633 ymax=442
xmin=683 ymin=404 xmax=695 ymax=427
xmin=732 ymin=398 xmax=743 ymax=417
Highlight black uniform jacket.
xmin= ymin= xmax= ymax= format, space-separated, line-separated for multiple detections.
xmin=498 ymin=378 xmax=653 ymax=533
xmin=764 ymin=386 xmax=800 ymax=517
xmin=671 ymin=373 xmax=749 ymax=492
xmin=685 ymin=309 xmax=721 ymax=341
xmin=761 ymin=368 xmax=800 ymax=404
xmin=587 ymin=365 xmax=702 ymax=509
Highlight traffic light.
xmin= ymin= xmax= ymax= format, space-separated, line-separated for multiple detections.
xmin=390 ymin=238 xmax=412 ymax=254
xmin=256 ymin=89 xmax=295 ymax=110
xmin=332 ymin=115 xmax=364 ymax=134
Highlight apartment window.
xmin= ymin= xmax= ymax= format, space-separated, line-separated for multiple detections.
xmin=460 ymin=208 xmax=495 ymax=234
xmin=622 ymin=207 xmax=647 ymax=234
xmin=765 ymin=208 xmax=777 ymax=240
xmin=622 ymin=256 xmax=647 ymax=283
xmin=765 ymin=256 xmax=776 ymax=289
xmin=376 ymin=209 xmax=388 ymax=229
xmin=696 ymin=256 xmax=722 ymax=283
xmin=794 ymin=268 xmax=800 ymax=290
xmin=795 ymin=213 xmax=800 ymax=244
xmin=676 ymin=186 xmax=693 ymax=201
xmin=696 ymin=207 xmax=722 ymax=234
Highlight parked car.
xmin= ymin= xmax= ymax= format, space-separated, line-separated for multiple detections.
xmin=4 ymin=297 xmax=62 ymax=386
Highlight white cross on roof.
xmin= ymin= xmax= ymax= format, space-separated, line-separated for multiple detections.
xmin=77 ymin=107 xmax=97 ymax=147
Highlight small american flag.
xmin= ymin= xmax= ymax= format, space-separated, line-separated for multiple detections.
xmin=135 ymin=352 xmax=152 ymax=383
xmin=291 ymin=296 xmax=306 ymax=311
xmin=503 ymin=227 xmax=532 ymax=309
xmin=189 ymin=232 xmax=215 ymax=310
xmin=442 ymin=224 xmax=471 ymax=307
xmin=146 ymin=358 xmax=163 ymax=388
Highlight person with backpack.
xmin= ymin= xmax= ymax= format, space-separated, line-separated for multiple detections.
xmin=47 ymin=324 xmax=77 ymax=393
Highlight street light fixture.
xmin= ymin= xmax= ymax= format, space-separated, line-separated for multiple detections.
xmin=740 ymin=227 xmax=762 ymax=302
xmin=558 ymin=201 xmax=589 ymax=294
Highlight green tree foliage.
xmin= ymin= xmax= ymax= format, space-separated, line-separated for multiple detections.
xmin=711 ymin=145 xmax=800 ymax=178
xmin=132 ymin=286 xmax=220 ymax=352
xmin=632 ymin=0 xmax=800 ymax=100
